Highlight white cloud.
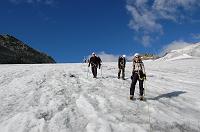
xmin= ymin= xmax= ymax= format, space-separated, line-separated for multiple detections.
xmin=95 ymin=52 xmax=119 ymax=62
xmin=126 ymin=3 xmax=163 ymax=33
xmin=87 ymin=52 xmax=134 ymax=62
xmin=134 ymin=35 xmax=154 ymax=47
xmin=160 ymin=40 xmax=191 ymax=56
xmin=141 ymin=35 xmax=152 ymax=47
xmin=191 ymin=34 xmax=200 ymax=40
xmin=126 ymin=0 xmax=200 ymax=46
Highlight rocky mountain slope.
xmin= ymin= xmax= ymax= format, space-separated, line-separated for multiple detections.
xmin=0 ymin=34 xmax=56 ymax=64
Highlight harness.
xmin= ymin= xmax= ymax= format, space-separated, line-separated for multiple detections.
xmin=133 ymin=61 xmax=145 ymax=80
xmin=119 ymin=57 xmax=125 ymax=68
xmin=91 ymin=62 xmax=97 ymax=68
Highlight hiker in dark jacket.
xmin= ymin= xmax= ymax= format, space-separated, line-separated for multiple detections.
xmin=118 ymin=55 xmax=126 ymax=80
xmin=88 ymin=52 xmax=101 ymax=78
xmin=130 ymin=53 xmax=146 ymax=101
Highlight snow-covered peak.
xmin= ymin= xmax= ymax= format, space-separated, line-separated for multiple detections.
xmin=160 ymin=42 xmax=200 ymax=61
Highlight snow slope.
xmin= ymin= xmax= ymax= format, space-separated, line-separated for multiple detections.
xmin=160 ymin=43 xmax=200 ymax=61
xmin=0 ymin=59 xmax=200 ymax=132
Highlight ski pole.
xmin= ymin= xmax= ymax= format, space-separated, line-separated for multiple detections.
xmin=101 ymin=64 xmax=103 ymax=78
xmin=144 ymin=77 xmax=147 ymax=96
xmin=144 ymin=78 xmax=152 ymax=132
xmin=87 ymin=65 xmax=89 ymax=78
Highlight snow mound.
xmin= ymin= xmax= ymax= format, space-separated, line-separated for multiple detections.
xmin=160 ymin=43 xmax=200 ymax=61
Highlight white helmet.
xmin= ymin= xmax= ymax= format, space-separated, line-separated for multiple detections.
xmin=134 ymin=53 xmax=140 ymax=57
xmin=122 ymin=54 xmax=126 ymax=58
xmin=92 ymin=52 xmax=96 ymax=55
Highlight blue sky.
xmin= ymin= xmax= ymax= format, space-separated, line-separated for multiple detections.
xmin=0 ymin=0 xmax=200 ymax=62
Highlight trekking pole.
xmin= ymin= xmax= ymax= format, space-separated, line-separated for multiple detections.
xmin=87 ymin=65 xmax=89 ymax=78
xmin=144 ymin=78 xmax=146 ymax=96
xmin=144 ymin=78 xmax=152 ymax=132
xmin=101 ymin=64 xmax=103 ymax=78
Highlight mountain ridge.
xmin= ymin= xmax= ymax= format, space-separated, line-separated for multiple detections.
xmin=160 ymin=43 xmax=200 ymax=61
xmin=0 ymin=34 xmax=56 ymax=64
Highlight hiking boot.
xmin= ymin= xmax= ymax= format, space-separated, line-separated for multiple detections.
xmin=130 ymin=95 xmax=134 ymax=100
xmin=139 ymin=96 xmax=144 ymax=101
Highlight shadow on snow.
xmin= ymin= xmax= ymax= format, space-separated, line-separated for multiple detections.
xmin=148 ymin=91 xmax=187 ymax=100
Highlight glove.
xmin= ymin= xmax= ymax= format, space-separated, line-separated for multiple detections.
xmin=143 ymin=73 xmax=146 ymax=80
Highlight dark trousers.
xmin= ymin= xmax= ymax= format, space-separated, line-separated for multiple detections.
xmin=91 ymin=66 xmax=97 ymax=78
xmin=130 ymin=72 xmax=144 ymax=96
xmin=118 ymin=68 xmax=125 ymax=79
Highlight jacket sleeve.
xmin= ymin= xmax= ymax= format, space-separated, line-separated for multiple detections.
xmin=99 ymin=57 xmax=102 ymax=63
xmin=132 ymin=60 xmax=135 ymax=74
xmin=141 ymin=62 xmax=145 ymax=74
xmin=124 ymin=58 xmax=126 ymax=67
xmin=88 ymin=58 xmax=91 ymax=67
xmin=133 ymin=60 xmax=135 ymax=69
xmin=118 ymin=57 xmax=120 ymax=68
xmin=98 ymin=57 xmax=102 ymax=65
xmin=98 ymin=57 xmax=102 ymax=68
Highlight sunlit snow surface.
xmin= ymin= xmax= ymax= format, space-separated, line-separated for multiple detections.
xmin=0 ymin=57 xmax=200 ymax=131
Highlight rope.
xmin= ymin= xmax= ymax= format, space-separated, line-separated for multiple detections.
xmin=132 ymin=60 xmax=151 ymax=131
xmin=137 ymin=72 xmax=144 ymax=81
xmin=144 ymin=79 xmax=152 ymax=132
xmin=143 ymin=77 xmax=146 ymax=96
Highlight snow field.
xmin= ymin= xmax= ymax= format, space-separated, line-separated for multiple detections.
xmin=0 ymin=58 xmax=200 ymax=132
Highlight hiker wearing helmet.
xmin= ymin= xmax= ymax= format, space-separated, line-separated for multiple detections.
xmin=88 ymin=52 xmax=101 ymax=78
xmin=118 ymin=55 xmax=126 ymax=80
xmin=130 ymin=53 xmax=146 ymax=101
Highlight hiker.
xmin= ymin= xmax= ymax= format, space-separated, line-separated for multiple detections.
xmin=130 ymin=53 xmax=146 ymax=100
xmin=88 ymin=52 xmax=101 ymax=78
xmin=118 ymin=55 xmax=126 ymax=80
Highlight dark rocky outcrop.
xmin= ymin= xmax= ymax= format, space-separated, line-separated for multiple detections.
xmin=141 ymin=53 xmax=160 ymax=60
xmin=0 ymin=34 xmax=56 ymax=64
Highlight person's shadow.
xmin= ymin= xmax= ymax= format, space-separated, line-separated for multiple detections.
xmin=148 ymin=91 xmax=187 ymax=100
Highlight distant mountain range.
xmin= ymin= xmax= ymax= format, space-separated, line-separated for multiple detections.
xmin=159 ymin=43 xmax=200 ymax=61
xmin=0 ymin=34 xmax=56 ymax=64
